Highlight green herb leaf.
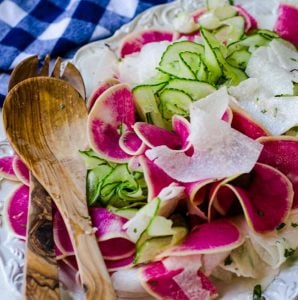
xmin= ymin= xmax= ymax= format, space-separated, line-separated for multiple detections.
xmin=253 ymin=284 xmax=265 ymax=300
xmin=276 ymin=223 xmax=286 ymax=231
xmin=284 ymin=248 xmax=295 ymax=258
xmin=224 ymin=255 xmax=233 ymax=266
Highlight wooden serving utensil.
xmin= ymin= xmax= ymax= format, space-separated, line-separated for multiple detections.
xmin=3 ymin=77 xmax=116 ymax=300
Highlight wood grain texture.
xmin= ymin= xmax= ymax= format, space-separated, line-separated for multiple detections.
xmin=3 ymin=77 xmax=116 ymax=300
xmin=24 ymin=175 xmax=60 ymax=300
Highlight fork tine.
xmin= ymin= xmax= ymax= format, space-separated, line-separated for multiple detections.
xmin=51 ymin=57 xmax=62 ymax=79
xmin=60 ymin=62 xmax=86 ymax=100
xmin=39 ymin=54 xmax=51 ymax=76
xmin=8 ymin=56 xmax=39 ymax=90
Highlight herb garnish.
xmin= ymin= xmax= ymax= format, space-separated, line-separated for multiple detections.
xmin=276 ymin=223 xmax=286 ymax=231
xmin=224 ymin=255 xmax=233 ymax=266
xmin=284 ymin=248 xmax=295 ymax=258
xmin=253 ymin=284 xmax=265 ymax=300
xmin=291 ymin=222 xmax=298 ymax=228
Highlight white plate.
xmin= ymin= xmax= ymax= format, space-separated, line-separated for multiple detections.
xmin=1 ymin=0 xmax=298 ymax=299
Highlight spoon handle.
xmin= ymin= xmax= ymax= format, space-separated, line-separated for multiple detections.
xmin=24 ymin=175 xmax=60 ymax=300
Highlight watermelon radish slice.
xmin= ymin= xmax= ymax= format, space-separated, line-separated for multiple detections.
xmin=257 ymin=136 xmax=298 ymax=208
xmin=274 ymin=3 xmax=298 ymax=47
xmin=133 ymin=122 xmax=182 ymax=150
xmin=86 ymin=78 xmax=120 ymax=112
xmin=139 ymin=155 xmax=177 ymax=201
xmin=119 ymin=129 xmax=145 ymax=156
xmin=53 ymin=210 xmax=75 ymax=256
xmin=221 ymin=107 xmax=233 ymax=124
xmin=105 ymin=255 xmax=134 ymax=272
xmin=4 ymin=184 xmax=29 ymax=238
xmin=172 ymin=116 xmax=191 ymax=151
xmin=159 ymin=220 xmax=242 ymax=258
xmin=139 ymin=257 xmax=217 ymax=300
xmin=231 ymin=106 xmax=269 ymax=140
xmin=184 ymin=179 xmax=215 ymax=220
xmin=89 ymin=208 xmax=135 ymax=260
xmin=223 ymin=163 xmax=293 ymax=232
xmin=88 ymin=83 xmax=135 ymax=163
xmin=119 ymin=30 xmax=174 ymax=58
xmin=62 ymin=255 xmax=78 ymax=272
xmin=235 ymin=5 xmax=258 ymax=32
xmin=0 ymin=155 xmax=18 ymax=181
xmin=12 ymin=156 xmax=29 ymax=186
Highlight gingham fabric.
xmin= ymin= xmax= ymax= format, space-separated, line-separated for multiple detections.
xmin=0 ymin=0 xmax=174 ymax=105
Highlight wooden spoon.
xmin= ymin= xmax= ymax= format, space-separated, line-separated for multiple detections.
xmin=3 ymin=77 xmax=116 ymax=300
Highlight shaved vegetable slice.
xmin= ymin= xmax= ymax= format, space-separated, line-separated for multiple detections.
xmin=139 ymin=156 xmax=177 ymax=201
xmin=202 ymin=251 xmax=230 ymax=276
xmin=119 ymin=30 xmax=173 ymax=58
xmin=119 ymin=129 xmax=145 ymax=156
xmin=105 ymin=255 xmax=134 ymax=272
xmin=160 ymin=220 xmax=242 ymax=257
xmin=87 ymin=78 xmax=120 ymax=111
xmin=274 ymin=3 xmax=298 ymax=47
xmin=12 ymin=156 xmax=29 ymax=186
xmin=139 ymin=256 xmax=217 ymax=300
xmin=235 ymin=5 xmax=258 ymax=31
xmin=88 ymin=83 xmax=135 ymax=163
xmin=53 ymin=210 xmax=74 ymax=256
xmin=223 ymin=163 xmax=293 ymax=232
xmin=146 ymin=98 xmax=263 ymax=182
xmin=0 ymin=155 xmax=18 ymax=181
xmin=133 ymin=122 xmax=182 ymax=150
xmin=172 ymin=116 xmax=191 ymax=151
xmin=4 ymin=184 xmax=29 ymax=239
xmin=257 ymin=136 xmax=298 ymax=208
xmin=230 ymin=105 xmax=269 ymax=139
xmin=90 ymin=208 xmax=135 ymax=259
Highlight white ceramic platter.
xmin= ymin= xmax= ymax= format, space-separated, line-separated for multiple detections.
xmin=1 ymin=0 xmax=298 ymax=299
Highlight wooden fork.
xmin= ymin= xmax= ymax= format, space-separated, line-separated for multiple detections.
xmin=8 ymin=55 xmax=85 ymax=300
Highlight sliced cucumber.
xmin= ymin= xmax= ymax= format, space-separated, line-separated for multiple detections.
xmin=257 ymin=29 xmax=279 ymax=39
xmin=201 ymin=28 xmax=223 ymax=84
xmin=226 ymin=48 xmax=251 ymax=69
xmin=214 ymin=5 xmax=237 ymax=20
xmin=108 ymin=207 xmax=138 ymax=219
xmin=215 ymin=16 xmax=245 ymax=45
xmin=159 ymin=88 xmax=193 ymax=122
xmin=134 ymin=236 xmax=172 ymax=264
xmin=159 ymin=41 xmax=204 ymax=79
xmin=147 ymin=216 xmax=174 ymax=237
xmin=197 ymin=59 xmax=209 ymax=81
xmin=165 ymin=79 xmax=216 ymax=101
xmin=227 ymin=34 xmax=271 ymax=55
xmin=133 ymin=83 xmax=166 ymax=128
xmin=87 ymin=165 xmax=113 ymax=205
xmin=199 ymin=12 xmax=221 ymax=30
xmin=79 ymin=149 xmax=107 ymax=169
xmin=180 ymin=51 xmax=201 ymax=75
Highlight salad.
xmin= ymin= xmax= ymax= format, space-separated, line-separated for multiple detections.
xmin=2 ymin=0 xmax=298 ymax=299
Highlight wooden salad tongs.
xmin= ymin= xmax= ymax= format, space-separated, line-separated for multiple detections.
xmin=6 ymin=57 xmax=115 ymax=300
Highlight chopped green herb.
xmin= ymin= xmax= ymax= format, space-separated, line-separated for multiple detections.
xmin=290 ymin=57 xmax=297 ymax=62
xmin=276 ymin=223 xmax=286 ymax=231
xmin=261 ymin=109 xmax=267 ymax=114
xmin=133 ymin=228 xmax=137 ymax=233
xmin=253 ymin=284 xmax=265 ymax=300
xmin=291 ymin=222 xmax=298 ymax=228
xmin=59 ymin=103 xmax=65 ymax=109
xmin=224 ymin=255 xmax=233 ymax=266
xmin=273 ymin=107 xmax=278 ymax=118
xmin=284 ymin=248 xmax=295 ymax=258
xmin=256 ymin=97 xmax=260 ymax=102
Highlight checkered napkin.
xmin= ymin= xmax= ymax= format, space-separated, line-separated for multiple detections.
xmin=0 ymin=0 xmax=174 ymax=105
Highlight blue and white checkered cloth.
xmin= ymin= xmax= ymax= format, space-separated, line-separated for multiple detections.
xmin=0 ymin=0 xmax=174 ymax=105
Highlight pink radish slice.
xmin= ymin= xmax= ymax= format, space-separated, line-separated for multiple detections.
xmin=257 ymin=136 xmax=298 ymax=208
xmin=192 ymin=8 xmax=208 ymax=22
xmin=12 ymin=156 xmax=29 ymax=186
xmin=62 ymin=255 xmax=78 ymax=272
xmin=159 ymin=220 xmax=242 ymax=258
xmin=235 ymin=5 xmax=258 ymax=31
xmin=221 ymin=107 xmax=233 ymax=124
xmin=88 ymin=83 xmax=135 ymax=163
xmin=0 ymin=155 xmax=18 ymax=181
xmin=139 ymin=155 xmax=177 ymax=201
xmin=184 ymin=179 xmax=214 ymax=220
xmin=119 ymin=30 xmax=174 ymax=58
xmin=139 ymin=259 xmax=217 ymax=300
xmin=105 ymin=255 xmax=134 ymax=272
xmin=90 ymin=208 xmax=135 ymax=259
xmin=231 ymin=107 xmax=268 ymax=140
xmin=5 ymin=184 xmax=29 ymax=238
xmin=274 ymin=3 xmax=298 ymax=47
xmin=119 ymin=129 xmax=145 ymax=155
xmin=172 ymin=116 xmax=191 ymax=151
xmin=53 ymin=210 xmax=74 ymax=255
xmin=133 ymin=122 xmax=182 ymax=150
xmin=55 ymin=245 xmax=65 ymax=259
xmin=225 ymin=163 xmax=293 ymax=232
xmin=87 ymin=78 xmax=120 ymax=111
